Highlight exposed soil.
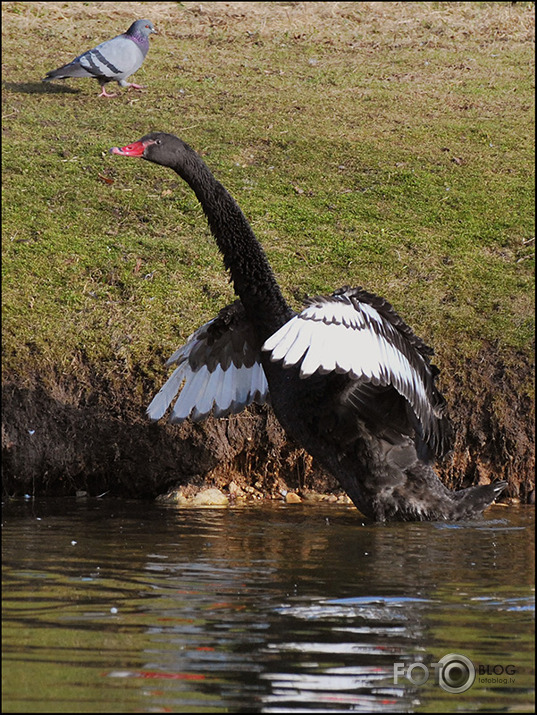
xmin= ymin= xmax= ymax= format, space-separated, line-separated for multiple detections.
xmin=2 ymin=343 xmax=534 ymax=507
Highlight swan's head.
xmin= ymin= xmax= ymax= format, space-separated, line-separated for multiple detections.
xmin=110 ymin=132 xmax=189 ymax=168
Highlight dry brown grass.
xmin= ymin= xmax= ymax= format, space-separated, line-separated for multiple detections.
xmin=3 ymin=1 xmax=534 ymax=43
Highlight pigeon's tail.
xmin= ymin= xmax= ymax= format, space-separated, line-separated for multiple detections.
xmin=42 ymin=61 xmax=90 ymax=82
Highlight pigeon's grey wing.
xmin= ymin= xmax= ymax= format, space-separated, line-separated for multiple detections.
xmin=43 ymin=34 xmax=143 ymax=82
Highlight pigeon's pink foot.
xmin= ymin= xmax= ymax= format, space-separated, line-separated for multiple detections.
xmin=98 ymin=87 xmax=117 ymax=98
xmin=126 ymin=83 xmax=145 ymax=90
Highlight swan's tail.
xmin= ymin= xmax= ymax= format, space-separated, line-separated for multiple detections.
xmin=451 ymin=480 xmax=508 ymax=519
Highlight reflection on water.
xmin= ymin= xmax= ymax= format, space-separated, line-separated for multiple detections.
xmin=2 ymin=499 xmax=534 ymax=713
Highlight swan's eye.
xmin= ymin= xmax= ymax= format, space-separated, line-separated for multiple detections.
xmin=155 ymin=140 xmax=162 ymax=145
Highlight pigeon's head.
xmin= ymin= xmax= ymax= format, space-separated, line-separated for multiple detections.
xmin=127 ymin=19 xmax=157 ymax=39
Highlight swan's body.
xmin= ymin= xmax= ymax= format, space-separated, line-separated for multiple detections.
xmin=111 ymin=132 xmax=506 ymax=521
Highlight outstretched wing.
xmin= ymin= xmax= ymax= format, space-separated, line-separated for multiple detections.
xmin=148 ymin=301 xmax=269 ymax=423
xmin=262 ymin=286 xmax=450 ymax=456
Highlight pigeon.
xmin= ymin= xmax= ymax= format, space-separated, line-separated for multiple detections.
xmin=42 ymin=19 xmax=157 ymax=97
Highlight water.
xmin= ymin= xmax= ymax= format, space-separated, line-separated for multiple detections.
xmin=2 ymin=498 xmax=534 ymax=713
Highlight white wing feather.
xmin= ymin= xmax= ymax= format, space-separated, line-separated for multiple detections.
xmin=147 ymin=315 xmax=269 ymax=424
xmin=262 ymin=293 xmax=433 ymax=425
xmin=146 ymin=363 xmax=188 ymax=422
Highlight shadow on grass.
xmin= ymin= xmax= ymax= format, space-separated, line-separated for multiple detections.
xmin=3 ymin=81 xmax=80 ymax=95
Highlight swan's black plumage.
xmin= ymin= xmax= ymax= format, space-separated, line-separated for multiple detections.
xmin=111 ymin=132 xmax=506 ymax=521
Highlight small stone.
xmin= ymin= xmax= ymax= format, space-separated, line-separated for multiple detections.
xmin=285 ymin=492 xmax=302 ymax=504
xmin=228 ymin=481 xmax=245 ymax=498
xmin=190 ymin=488 xmax=229 ymax=506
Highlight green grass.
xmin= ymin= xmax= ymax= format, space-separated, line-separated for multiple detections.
xmin=2 ymin=1 xmax=535 ymax=392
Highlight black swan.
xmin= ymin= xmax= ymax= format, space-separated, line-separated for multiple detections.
xmin=110 ymin=132 xmax=506 ymax=521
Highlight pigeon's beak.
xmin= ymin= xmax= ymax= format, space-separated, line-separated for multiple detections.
xmin=110 ymin=141 xmax=146 ymax=157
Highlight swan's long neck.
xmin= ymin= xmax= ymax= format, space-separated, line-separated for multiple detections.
xmin=172 ymin=149 xmax=294 ymax=340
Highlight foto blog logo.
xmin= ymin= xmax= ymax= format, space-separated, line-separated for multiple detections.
xmin=393 ymin=654 xmax=517 ymax=693
xmin=394 ymin=653 xmax=475 ymax=694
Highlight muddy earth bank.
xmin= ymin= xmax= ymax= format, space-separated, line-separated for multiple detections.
xmin=2 ymin=345 xmax=534 ymax=507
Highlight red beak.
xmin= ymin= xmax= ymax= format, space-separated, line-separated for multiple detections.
xmin=110 ymin=140 xmax=146 ymax=157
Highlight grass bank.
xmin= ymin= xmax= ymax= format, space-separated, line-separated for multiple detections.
xmin=2 ymin=2 xmax=535 ymax=498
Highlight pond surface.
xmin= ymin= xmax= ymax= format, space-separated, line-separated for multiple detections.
xmin=2 ymin=498 xmax=534 ymax=713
